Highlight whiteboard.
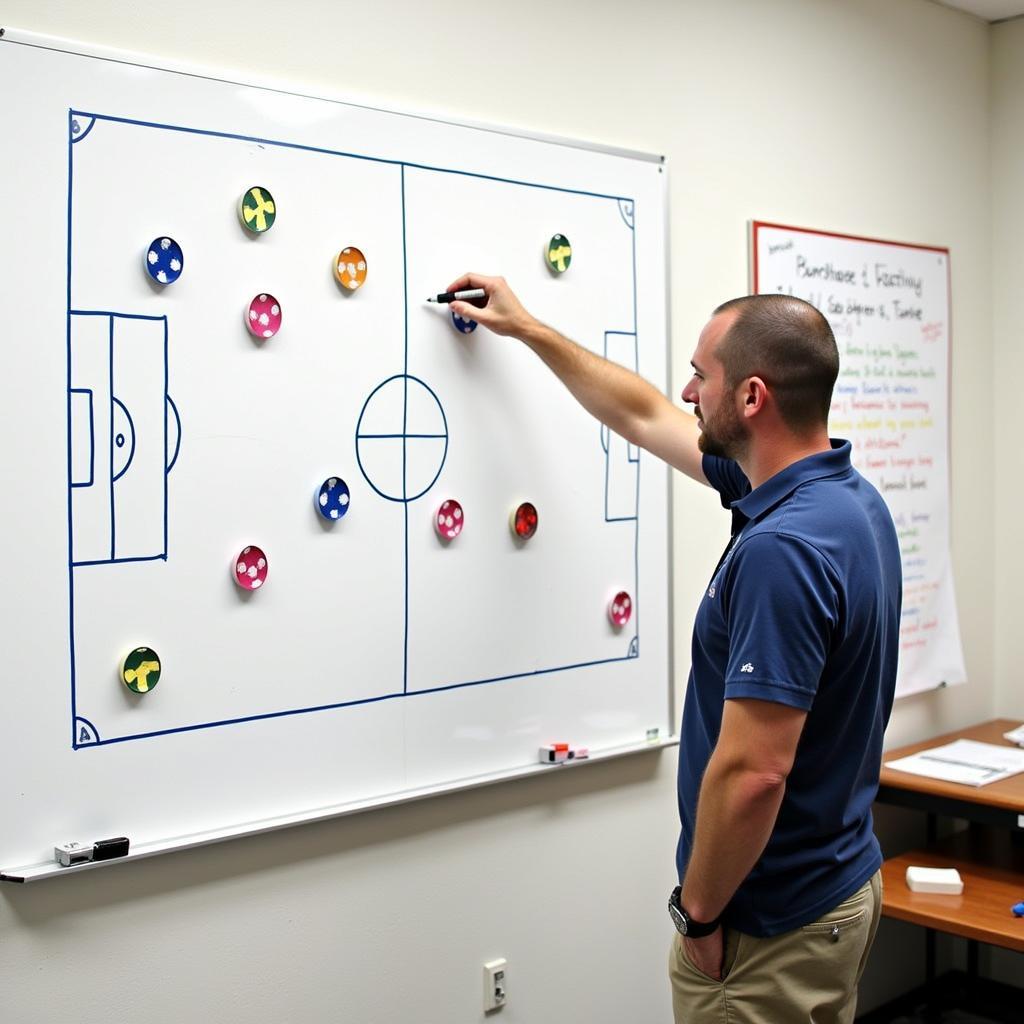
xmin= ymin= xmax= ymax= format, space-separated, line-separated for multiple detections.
xmin=752 ymin=221 xmax=965 ymax=698
xmin=0 ymin=31 xmax=672 ymax=877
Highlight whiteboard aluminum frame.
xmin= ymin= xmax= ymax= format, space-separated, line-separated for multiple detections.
xmin=0 ymin=26 xmax=678 ymax=880
xmin=0 ymin=27 xmax=665 ymax=166
xmin=662 ymin=160 xmax=678 ymax=730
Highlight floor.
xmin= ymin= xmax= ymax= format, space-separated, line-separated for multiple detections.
xmin=856 ymin=972 xmax=1024 ymax=1024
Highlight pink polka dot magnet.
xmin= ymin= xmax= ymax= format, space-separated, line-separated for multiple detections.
xmin=246 ymin=294 xmax=282 ymax=339
xmin=234 ymin=546 xmax=268 ymax=590
xmin=435 ymin=499 xmax=464 ymax=541
xmin=608 ymin=591 xmax=632 ymax=627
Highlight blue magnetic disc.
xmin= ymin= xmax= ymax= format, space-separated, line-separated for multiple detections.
xmin=144 ymin=237 xmax=184 ymax=285
xmin=316 ymin=477 xmax=351 ymax=520
xmin=451 ymin=310 xmax=477 ymax=334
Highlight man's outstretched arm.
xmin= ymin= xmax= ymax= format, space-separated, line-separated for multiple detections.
xmin=448 ymin=272 xmax=708 ymax=486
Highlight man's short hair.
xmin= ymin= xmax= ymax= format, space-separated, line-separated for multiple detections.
xmin=713 ymin=295 xmax=839 ymax=432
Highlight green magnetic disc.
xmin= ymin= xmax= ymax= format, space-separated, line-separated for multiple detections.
xmin=239 ymin=186 xmax=277 ymax=233
xmin=546 ymin=233 xmax=572 ymax=273
xmin=121 ymin=647 xmax=161 ymax=694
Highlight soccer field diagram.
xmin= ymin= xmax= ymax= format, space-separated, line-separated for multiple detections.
xmin=65 ymin=110 xmax=652 ymax=750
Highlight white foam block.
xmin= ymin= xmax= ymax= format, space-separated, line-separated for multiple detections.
xmin=905 ymin=866 xmax=964 ymax=894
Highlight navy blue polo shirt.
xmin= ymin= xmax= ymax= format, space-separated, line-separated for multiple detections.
xmin=676 ymin=440 xmax=901 ymax=937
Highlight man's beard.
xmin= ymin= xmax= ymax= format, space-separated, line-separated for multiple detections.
xmin=696 ymin=405 xmax=749 ymax=461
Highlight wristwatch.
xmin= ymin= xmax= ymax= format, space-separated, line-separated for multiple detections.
xmin=668 ymin=885 xmax=721 ymax=938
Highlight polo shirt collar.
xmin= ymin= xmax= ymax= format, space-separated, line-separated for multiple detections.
xmin=733 ymin=439 xmax=852 ymax=522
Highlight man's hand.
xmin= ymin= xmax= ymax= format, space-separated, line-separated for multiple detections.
xmin=447 ymin=273 xmax=537 ymax=339
xmin=682 ymin=926 xmax=725 ymax=981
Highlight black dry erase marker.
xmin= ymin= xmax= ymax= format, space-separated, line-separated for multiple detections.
xmin=426 ymin=288 xmax=486 ymax=304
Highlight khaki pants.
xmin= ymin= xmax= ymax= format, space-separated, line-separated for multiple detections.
xmin=669 ymin=871 xmax=882 ymax=1024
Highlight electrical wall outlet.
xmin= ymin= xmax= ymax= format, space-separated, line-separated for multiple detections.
xmin=483 ymin=958 xmax=507 ymax=1012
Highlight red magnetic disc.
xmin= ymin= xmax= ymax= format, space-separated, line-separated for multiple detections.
xmin=512 ymin=501 xmax=538 ymax=540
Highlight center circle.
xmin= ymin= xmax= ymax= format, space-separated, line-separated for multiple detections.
xmin=355 ymin=375 xmax=448 ymax=503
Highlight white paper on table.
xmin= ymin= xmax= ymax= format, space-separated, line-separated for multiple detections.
xmin=1002 ymin=723 xmax=1024 ymax=747
xmin=884 ymin=739 xmax=1024 ymax=787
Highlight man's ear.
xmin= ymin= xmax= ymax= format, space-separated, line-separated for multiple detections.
xmin=740 ymin=376 xmax=768 ymax=418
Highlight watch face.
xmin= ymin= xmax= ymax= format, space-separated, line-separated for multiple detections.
xmin=668 ymin=891 xmax=689 ymax=936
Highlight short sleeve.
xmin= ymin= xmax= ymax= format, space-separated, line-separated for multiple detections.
xmin=720 ymin=533 xmax=839 ymax=710
xmin=702 ymin=454 xmax=751 ymax=510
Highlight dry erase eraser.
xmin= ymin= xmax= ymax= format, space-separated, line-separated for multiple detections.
xmin=54 ymin=841 xmax=93 ymax=867
xmin=569 ymin=746 xmax=589 ymax=760
xmin=905 ymin=866 xmax=963 ymax=894
xmin=92 ymin=837 xmax=130 ymax=861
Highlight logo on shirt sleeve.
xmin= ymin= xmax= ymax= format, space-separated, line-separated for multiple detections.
xmin=740 ymin=662 xmax=754 ymax=673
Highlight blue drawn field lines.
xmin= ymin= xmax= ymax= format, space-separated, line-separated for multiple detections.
xmin=67 ymin=110 xmax=642 ymax=748
xmin=67 ymin=311 xmax=172 ymax=567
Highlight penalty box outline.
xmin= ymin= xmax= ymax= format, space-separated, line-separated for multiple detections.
xmin=67 ymin=109 xmax=647 ymax=749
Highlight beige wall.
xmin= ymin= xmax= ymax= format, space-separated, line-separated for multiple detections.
xmin=671 ymin=0 xmax=995 ymax=751
xmin=992 ymin=17 xmax=1024 ymax=721
xmin=0 ymin=1 xmax=1005 ymax=1020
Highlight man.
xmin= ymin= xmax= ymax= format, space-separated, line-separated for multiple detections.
xmin=448 ymin=274 xmax=901 ymax=1024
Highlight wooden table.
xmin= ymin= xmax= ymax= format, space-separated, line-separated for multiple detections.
xmin=876 ymin=718 xmax=1024 ymax=973
xmin=879 ymin=719 xmax=1024 ymax=833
